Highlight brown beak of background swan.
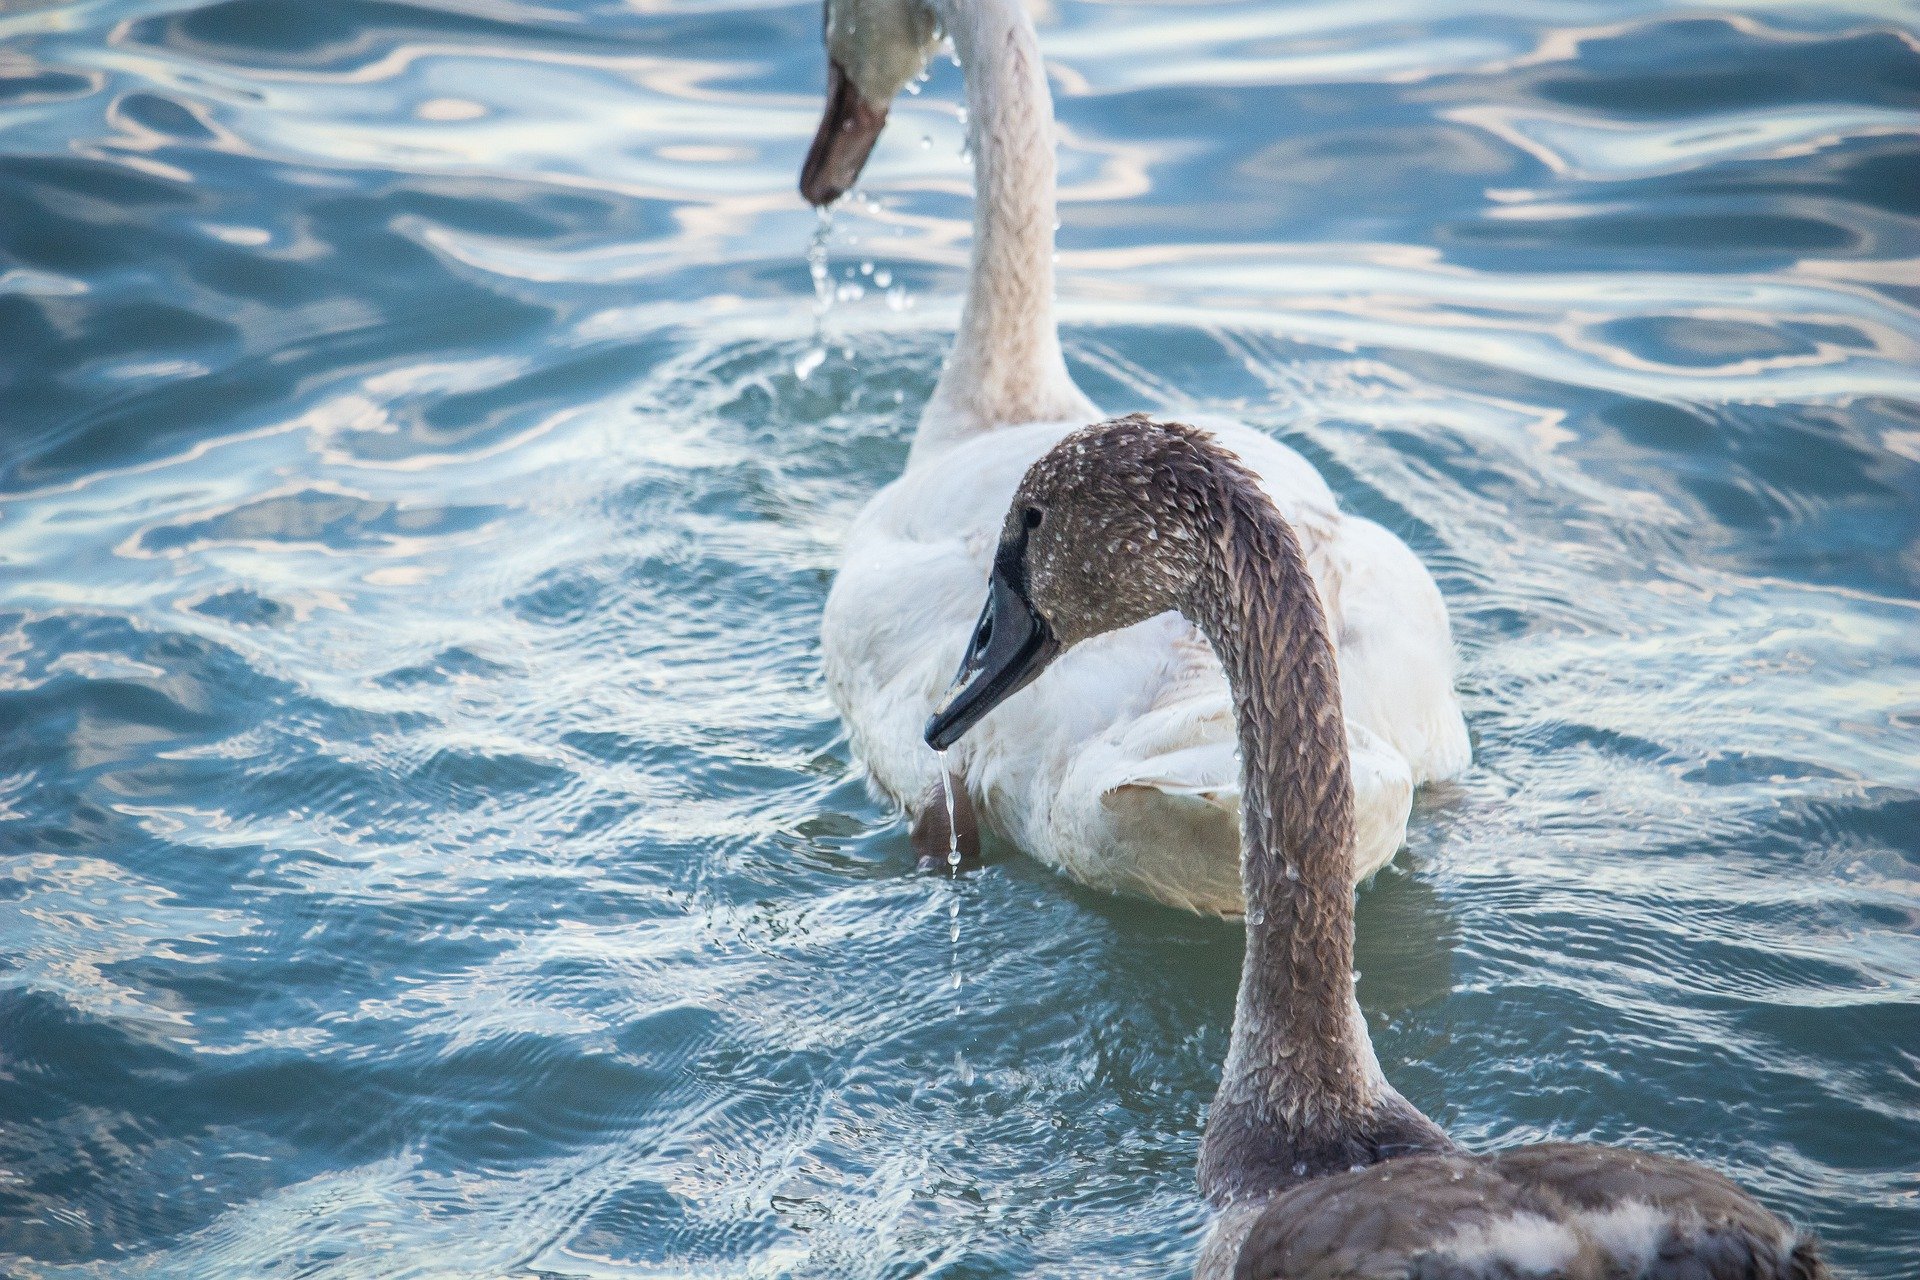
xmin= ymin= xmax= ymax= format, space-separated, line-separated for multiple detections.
xmin=800 ymin=57 xmax=887 ymax=207
xmin=799 ymin=0 xmax=939 ymax=207
xmin=925 ymin=414 xmax=1827 ymax=1279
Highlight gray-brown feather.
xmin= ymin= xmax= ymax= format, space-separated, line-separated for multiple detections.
xmin=998 ymin=417 xmax=1827 ymax=1280
xmin=1229 ymin=1145 xmax=1823 ymax=1280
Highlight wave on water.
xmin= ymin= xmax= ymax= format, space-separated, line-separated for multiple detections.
xmin=1 ymin=0 xmax=1916 ymax=1276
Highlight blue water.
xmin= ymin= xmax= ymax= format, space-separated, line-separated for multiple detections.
xmin=2 ymin=0 xmax=1917 ymax=1275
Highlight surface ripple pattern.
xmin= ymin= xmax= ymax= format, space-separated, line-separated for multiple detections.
xmin=0 ymin=0 xmax=1916 ymax=1275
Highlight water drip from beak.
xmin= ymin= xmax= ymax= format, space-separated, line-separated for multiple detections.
xmin=937 ymin=748 xmax=961 ymax=871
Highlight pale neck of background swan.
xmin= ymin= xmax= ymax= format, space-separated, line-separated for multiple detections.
xmin=1189 ymin=475 xmax=1383 ymax=1198
xmin=914 ymin=0 xmax=1096 ymax=459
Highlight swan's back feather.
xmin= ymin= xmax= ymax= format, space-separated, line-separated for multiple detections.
xmin=1221 ymin=1145 xmax=1823 ymax=1280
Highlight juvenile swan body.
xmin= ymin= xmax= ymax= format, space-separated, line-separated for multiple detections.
xmin=926 ymin=418 xmax=1826 ymax=1279
xmin=809 ymin=0 xmax=1469 ymax=912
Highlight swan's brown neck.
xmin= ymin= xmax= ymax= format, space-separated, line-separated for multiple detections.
xmin=1185 ymin=465 xmax=1431 ymax=1201
xmin=914 ymin=0 xmax=1094 ymax=453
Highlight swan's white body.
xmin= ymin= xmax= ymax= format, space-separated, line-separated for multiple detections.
xmin=815 ymin=0 xmax=1468 ymax=914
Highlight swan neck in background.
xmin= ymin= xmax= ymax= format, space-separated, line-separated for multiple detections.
xmin=916 ymin=0 xmax=1095 ymax=455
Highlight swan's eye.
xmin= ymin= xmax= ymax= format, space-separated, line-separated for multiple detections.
xmin=1023 ymin=506 xmax=1044 ymax=530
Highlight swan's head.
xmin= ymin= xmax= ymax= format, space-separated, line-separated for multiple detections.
xmin=926 ymin=416 xmax=1224 ymax=749
xmin=801 ymin=0 xmax=940 ymax=206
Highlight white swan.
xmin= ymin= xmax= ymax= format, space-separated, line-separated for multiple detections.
xmin=806 ymin=0 xmax=1470 ymax=914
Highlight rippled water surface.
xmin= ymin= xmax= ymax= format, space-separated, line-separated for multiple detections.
xmin=3 ymin=0 xmax=1919 ymax=1274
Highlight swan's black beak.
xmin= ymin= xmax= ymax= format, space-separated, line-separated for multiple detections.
xmin=925 ymin=567 xmax=1057 ymax=751
xmin=801 ymin=58 xmax=887 ymax=207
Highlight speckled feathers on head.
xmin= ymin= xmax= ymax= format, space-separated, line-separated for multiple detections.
xmin=1001 ymin=414 xmax=1266 ymax=646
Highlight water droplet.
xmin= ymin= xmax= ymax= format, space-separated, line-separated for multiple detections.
xmin=886 ymin=285 xmax=911 ymax=311
xmin=1284 ymin=864 xmax=1300 ymax=882
xmin=873 ymin=268 xmax=892 ymax=288
xmin=794 ymin=347 xmax=825 ymax=380
xmin=859 ymin=260 xmax=873 ymax=276
xmin=920 ymin=134 xmax=933 ymax=150
xmin=935 ymin=750 xmax=964 ymax=994
xmin=806 ymin=207 xmax=834 ymax=330
xmin=1292 ymin=1162 xmax=1307 ymax=1177
xmin=939 ymin=750 xmax=961 ymax=871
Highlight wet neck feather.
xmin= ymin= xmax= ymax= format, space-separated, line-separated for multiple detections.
xmin=1187 ymin=470 xmax=1385 ymax=1201
xmin=917 ymin=0 xmax=1094 ymax=449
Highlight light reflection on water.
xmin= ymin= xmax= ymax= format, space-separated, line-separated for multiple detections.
xmin=0 ymin=0 xmax=1917 ymax=1276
